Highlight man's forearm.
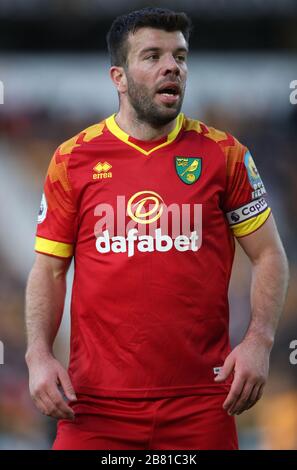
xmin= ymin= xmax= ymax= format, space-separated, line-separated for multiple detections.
xmin=216 ymin=217 xmax=289 ymax=414
xmin=244 ymin=246 xmax=289 ymax=349
xmin=25 ymin=255 xmax=76 ymax=420
xmin=25 ymin=260 xmax=67 ymax=360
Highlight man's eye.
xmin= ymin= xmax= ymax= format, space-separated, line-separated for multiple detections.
xmin=146 ymin=55 xmax=159 ymax=60
xmin=176 ymin=55 xmax=186 ymax=62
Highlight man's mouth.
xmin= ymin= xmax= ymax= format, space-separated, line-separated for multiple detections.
xmin=156 ymin=83 xmax=180 ymax=97
xmin=156 ymin=83 xmax=181 ymax=104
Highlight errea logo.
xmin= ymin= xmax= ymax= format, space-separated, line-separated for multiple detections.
xmin=93 ymin=161 xmax=112 ymax=180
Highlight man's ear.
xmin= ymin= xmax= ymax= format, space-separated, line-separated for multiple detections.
xmin=110 ymin=66 xmax=127 ymax=94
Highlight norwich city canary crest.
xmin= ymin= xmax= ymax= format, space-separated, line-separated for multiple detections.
xmin=175 ymin=157 xmax=202 ymax=184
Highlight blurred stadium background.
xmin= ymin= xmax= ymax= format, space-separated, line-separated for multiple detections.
xmin=0 ymin=0 xmax=297 ymax=450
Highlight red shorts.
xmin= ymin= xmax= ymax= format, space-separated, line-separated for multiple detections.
xmin=52 ymin=393 xmax=238 ymax=450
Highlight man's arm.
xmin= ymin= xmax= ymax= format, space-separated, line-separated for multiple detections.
xmin=25 ymin=253 xmax=77 ymax=420
xmin=215 ymin=214 xmax=289 ymax=415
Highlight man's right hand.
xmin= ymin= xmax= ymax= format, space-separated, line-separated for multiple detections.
xmin=26 ymin=352 xmax=77 ymax=420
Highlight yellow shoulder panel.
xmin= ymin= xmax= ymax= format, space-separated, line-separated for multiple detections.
xmin=183 ymin=117 xmax=204 ymax=134
xmin=203 ymin=126 xmax=228 ymax=144
xmin=183 ymin=117 xmax=229 ymax=144
xmin=59 ymin=121 xmax=106 ymax=155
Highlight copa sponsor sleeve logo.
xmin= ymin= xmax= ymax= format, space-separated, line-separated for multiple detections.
xmin=244 ymin=150 xmax=266 ymax=199
xmin=226 ymin=197 xmax=268 ymax=226
xmin=37 ymin=193 xmax=47 ymax=224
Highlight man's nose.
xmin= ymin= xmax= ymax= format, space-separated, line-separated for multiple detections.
xmin=161 ymin=55 xmax=181 ymax=75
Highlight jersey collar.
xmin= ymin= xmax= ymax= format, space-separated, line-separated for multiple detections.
xmin=105 ymin=113 xmax=184 ymax=156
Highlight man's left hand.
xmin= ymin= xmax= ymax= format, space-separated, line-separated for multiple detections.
xmin=214 ymin=339 xmax=270 ymax=415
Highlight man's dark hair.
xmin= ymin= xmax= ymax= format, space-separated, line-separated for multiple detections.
xmin=106 ymin=7 xmax=192 ymax=67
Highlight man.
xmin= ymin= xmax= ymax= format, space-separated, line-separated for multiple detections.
xmin=25 ymin=8 xmax=289 ymax=450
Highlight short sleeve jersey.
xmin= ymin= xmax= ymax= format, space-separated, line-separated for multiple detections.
xmin=35 ymin=113 xmax=271 ymax=398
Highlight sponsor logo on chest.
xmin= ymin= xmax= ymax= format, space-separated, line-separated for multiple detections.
xmin=94 ymin=190 xmax=202 ymax=257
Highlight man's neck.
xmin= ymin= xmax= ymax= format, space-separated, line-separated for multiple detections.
xmin=114 ymin=108 xmax=177 ymax=142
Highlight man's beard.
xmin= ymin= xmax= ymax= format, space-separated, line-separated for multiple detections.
xmin=125 ymin=73 xmax=185 ymax=128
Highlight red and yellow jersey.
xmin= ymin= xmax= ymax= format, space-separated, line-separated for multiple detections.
xmin=35 ymin=113 xmax=271 ymax=398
